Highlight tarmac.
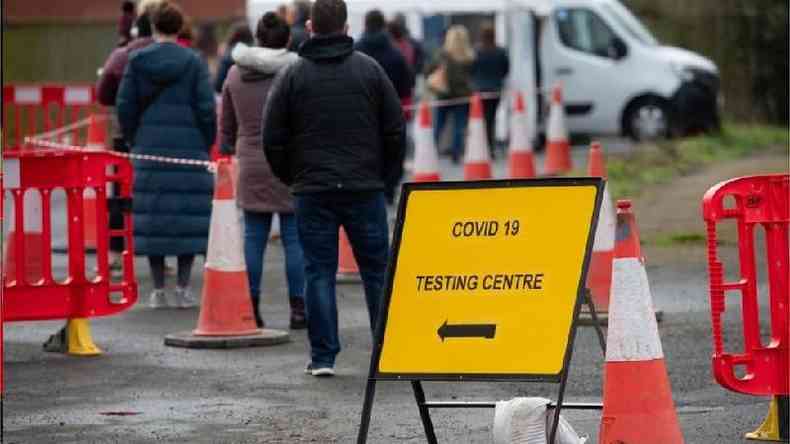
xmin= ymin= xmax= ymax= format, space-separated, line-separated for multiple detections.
xmin=2 ymin=145 xmax=779 ymax=443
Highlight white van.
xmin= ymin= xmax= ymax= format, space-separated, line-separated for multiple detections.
xmin=247 ymin=0 xmax=721 ymax=141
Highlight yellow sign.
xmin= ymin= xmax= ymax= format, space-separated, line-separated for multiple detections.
xmin=376 ymin=180 xmax=601 ymax=379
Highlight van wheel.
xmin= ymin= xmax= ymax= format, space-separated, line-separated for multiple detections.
xmin=624 ymin=97 xmax=671 ymax=141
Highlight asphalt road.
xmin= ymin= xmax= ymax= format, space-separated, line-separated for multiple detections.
xmin=2 ymin=147 xmax=779 ymax=443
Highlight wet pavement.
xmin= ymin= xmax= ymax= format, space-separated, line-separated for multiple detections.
xmin=2 ymin=146 xmax=776 ymax=443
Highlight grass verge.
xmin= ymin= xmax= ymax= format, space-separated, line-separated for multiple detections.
xmin=607 ymin=124 xmax=789 ymax=199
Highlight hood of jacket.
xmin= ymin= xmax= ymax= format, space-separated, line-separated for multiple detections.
xmin=131 ymin=41 xmax=196 ymax=84
xmin=356 ymin=31 xmax=392 ymax=53
xmin=231 ymin=43 xmax=298 ymax=79
xmin=299 ymin=34 xmax=354 ymax=62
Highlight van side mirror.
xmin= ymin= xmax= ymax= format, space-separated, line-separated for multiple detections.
xmin=609 ymin=37 xmax=628 ymax=60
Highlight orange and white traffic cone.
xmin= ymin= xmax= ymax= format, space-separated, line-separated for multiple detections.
xmin=615 ymin=200 xmax=643 ymax=260
xmin=508 ymin=91 xmax=535 ymax=178
xmin=413 ymin=101 xmax=441 ymax=182
xmin=543 ymin=83 xmax=572 ymax=175
xmin=164 ymin=159 xmax=289 ymax=348
xmin=83 ymin=113 xmax=107 ymax=251
xmin=337 ymin=227 xmax=361 ymax=284
xmin=599 ymin=199 xmax=683 ymax=444
xmin=4 ymin=182 xmax=44 ymax=285
xmin=85 ymin=113 xmax=107 ymax=149
xmin=585 ymin=141 xmax=615 ymax=313
xmin=464 ymin=93 xmax=493 ymax=180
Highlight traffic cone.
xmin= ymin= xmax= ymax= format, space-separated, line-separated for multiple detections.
xmin=210 ymin=97 xmax=223 ymax=162
xmin=85 ymin=113 xmax=107 ymax=149
xmin=337 ymin=227 xmax=361 ymax=284
xmin=164 ymin=159 xmax=289 ymax=348
xmin=508 ymin=91 xmax=535 ymax=178
xmin=585 ymin=142 xmax=615 ymax=313
xmin=413 ymin=101 xmax=441 ymax=182
xmin=543 ymin=83 xmax=572 ymax=175
xmin=615 ymin=200 xmax=642 ymax=260
xmin=599 ymin=199 xmax=683 ymax=444
xmin=463 ymin=93 xmax=493 ymax=180
xmin=4 ymin=188 xmax=44 ymax=285
xmin=83 ymin=113 xmax=107 ymax=252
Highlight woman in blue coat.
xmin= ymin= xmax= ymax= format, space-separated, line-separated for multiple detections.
xmin=117 ymin=2 xmax=216 ymax=309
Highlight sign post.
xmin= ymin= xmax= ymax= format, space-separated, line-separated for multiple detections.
xmin=357 ymin=178 xmax=604 ymax=443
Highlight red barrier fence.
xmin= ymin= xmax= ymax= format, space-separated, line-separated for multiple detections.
xmin=3 ymin=148 xmax=138 ymax=322
xmin=703 ymin=174 xmax=789 ymax=396
xmin=2 ymin=84 xmax=99 ymax=152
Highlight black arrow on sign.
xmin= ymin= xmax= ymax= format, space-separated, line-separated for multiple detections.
xmin=437 ymin=320 xmax=497 ymax=341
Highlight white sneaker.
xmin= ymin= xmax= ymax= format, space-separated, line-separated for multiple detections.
xmin=174 ymin=287 xmax=198 ymax=309
xmin=304 ymin=363 xmax=335 ymax=377
xmin=148 ymin=289 xmax=169 ymax=309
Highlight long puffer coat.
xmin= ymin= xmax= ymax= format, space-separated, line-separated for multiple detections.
xmin=220 ymin=43 xmax=298 ymax=213
xmin=116 ymin=41 xmax=216 ymax=256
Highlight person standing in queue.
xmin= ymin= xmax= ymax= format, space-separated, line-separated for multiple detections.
xmin=97 ymin=1 xmax=162 ymax=272
xmin=214 ymin=21 xmax=254 ymax=94
xmin=117 ymin=1 xmax=216 ymax=309
xmin=472 ymin=23 xmax=509 ymax=158
xmin=262 ymin=0 xmax=405 ymax=377
xmin=354 ymin=9 xmax=413 ymax=206
xmin=220 ymin=12 xmax=305 ymax=330
xmin=425 ymin=25 xmax=475 ymax=164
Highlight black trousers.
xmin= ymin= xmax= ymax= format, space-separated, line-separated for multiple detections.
xmin=482 ymin=97 xmax=500 ymax=154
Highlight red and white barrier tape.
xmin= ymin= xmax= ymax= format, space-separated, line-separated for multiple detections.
xmin=30 ymin=115 xmax=107 ymax=141
xmin=19 ymin=88 xmax=544 ymax=170
xmin=405 ymin=91 xmax=503 ymax=111
xmin=23 ymin=138 xmax=217 ymax=173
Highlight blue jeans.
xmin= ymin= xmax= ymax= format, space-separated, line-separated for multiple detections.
xmin=434 ymin=103 xmax=469 ymax=160
xmin=294 ymin=192 xmax=389 ymax=368
xmin=243 ymin=212 xmax=305 ymax=310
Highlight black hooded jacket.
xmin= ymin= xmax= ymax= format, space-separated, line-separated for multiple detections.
xmin=262 ymin=34 xmax=406 ymax=195
xmin=355 ymin=31 xmax=414 ymax=99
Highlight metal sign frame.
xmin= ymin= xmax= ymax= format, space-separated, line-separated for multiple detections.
xmin=357 ymin=178 xmax=604 ymax=443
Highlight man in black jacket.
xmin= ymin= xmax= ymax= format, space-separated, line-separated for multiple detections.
xmin=263 ymin=0 xmax=406 ymax=377
xmin=355 ymin=9 xmax=413 ymax=205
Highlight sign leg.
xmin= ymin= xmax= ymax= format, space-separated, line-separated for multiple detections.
xmin=779 ymin=395 xmax=789 ymax=440
xmin=584 ymin=290 xmax=607 ymax=356
xmin=412 ymin=381 xmax=438 ymax=444
xmin=356 ymin=378 xmax=377 ymax=444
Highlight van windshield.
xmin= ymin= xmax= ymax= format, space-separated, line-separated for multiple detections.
xmin=602 ymin=1 xmax=659 ymax=47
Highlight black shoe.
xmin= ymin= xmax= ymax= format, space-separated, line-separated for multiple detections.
xmin=42 ymin=326 xmax=67 ymax=353
xmin=254 ymin=311 xmax=265 ymax=329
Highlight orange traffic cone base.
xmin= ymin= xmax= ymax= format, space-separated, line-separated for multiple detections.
xmin=509 ymin=151 xmax=536 ymax=178
xmin=338 ymin=228 xmax=362 ymax=283
xmin=586 ymin=249 xmax=614 ymax=311
xmin=165 ymin=270 xmax=289 ymax=347
xmin=464 ymin=162 xmax=492 ymax=180
xmin=4 ymin=231 xmax=45 ymax=284
xmin=193 ymin=270 xmax=259 ymax=337
xmin=544 ymin=140 xmax=572 ymax=175
xmin=600 ymin=360 xmax=684 ymax=444
xmin=414 ymin=172 xmax=441 ymax=182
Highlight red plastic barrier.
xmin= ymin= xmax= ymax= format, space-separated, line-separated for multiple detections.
xmin=3 ymin=148 xmax=138 ymax=322
xmin=702 ymin=174 xmax=789 ymax=396
xmin=1 ymin=155 xmax=4 ymax=394
xmin=2 ymin=84 xmax=98 ymax=152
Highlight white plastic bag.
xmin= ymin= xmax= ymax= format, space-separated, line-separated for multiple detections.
xmin=493 ymin=397 xmax=586 ymax=444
